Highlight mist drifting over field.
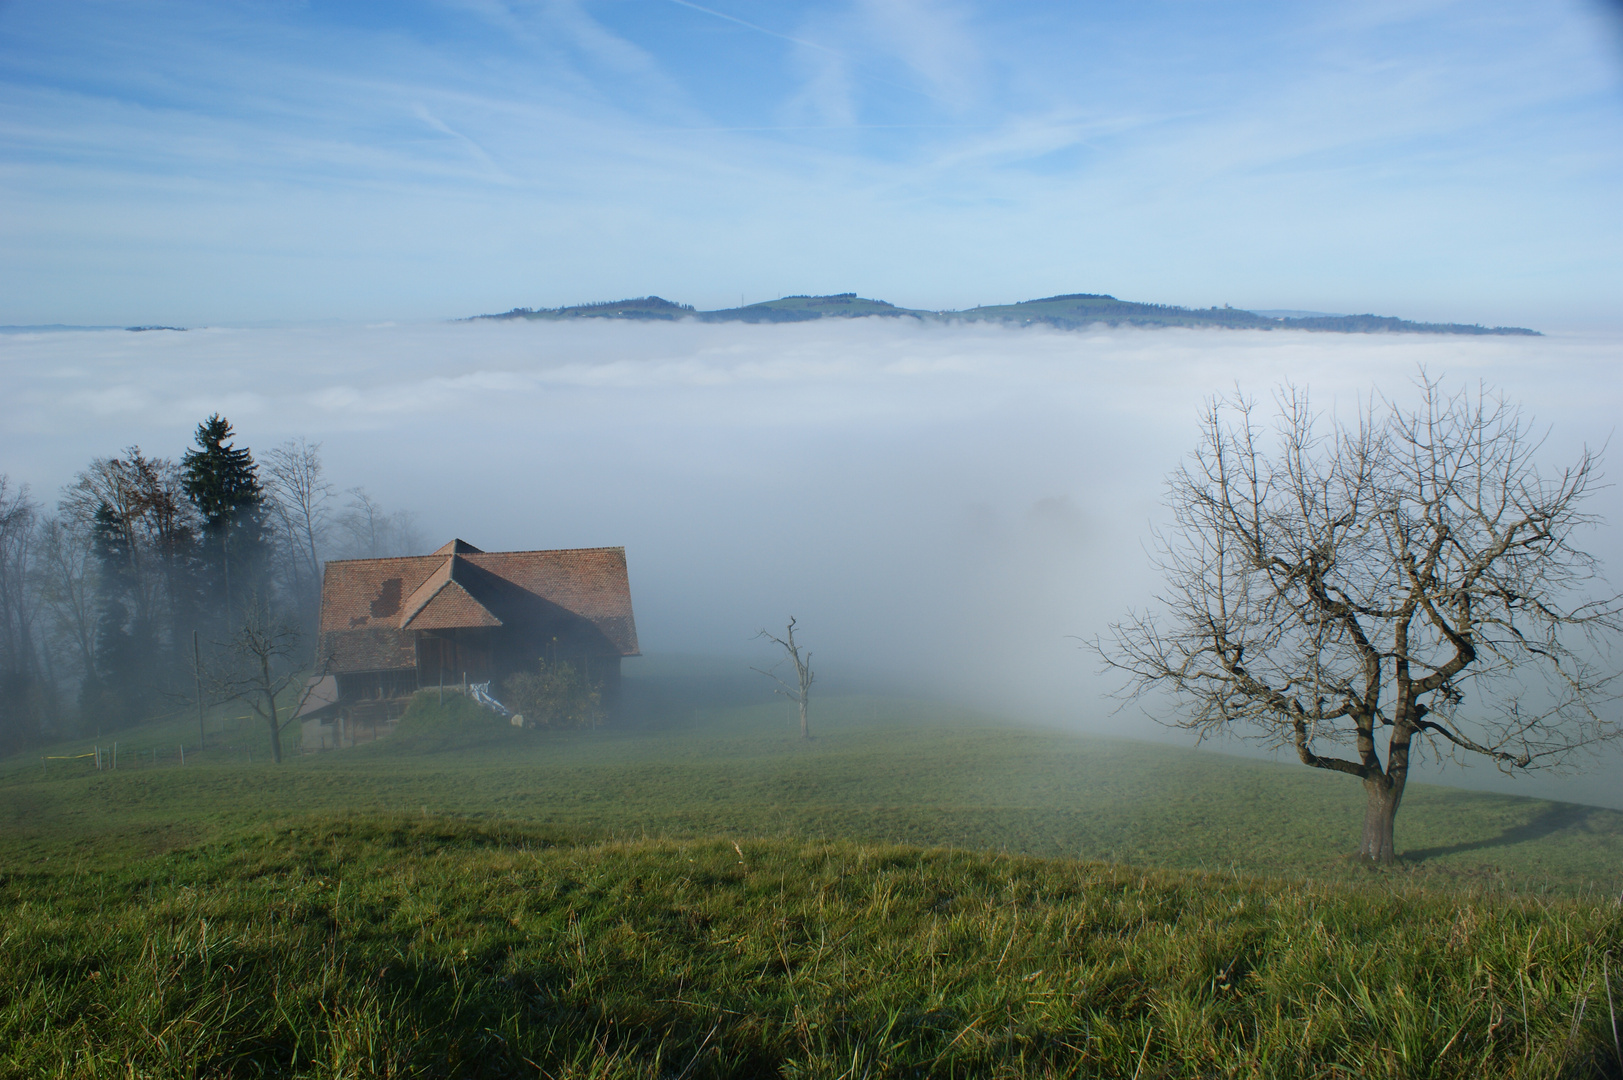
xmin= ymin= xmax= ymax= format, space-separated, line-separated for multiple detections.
xmin=4 ymin=318 xmax=1620 ymax=804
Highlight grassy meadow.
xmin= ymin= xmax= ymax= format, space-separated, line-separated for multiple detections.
xmin=2 ymin=657 xmax=1622 ymax=1076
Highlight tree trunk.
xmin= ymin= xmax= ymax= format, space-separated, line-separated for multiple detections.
xmin=799 ymin=697 xmax=808 ymax=740
xmin=221 ymin=529 xmax=231 ymax=624
xmin=1359 ymin=780 xmax=1402 ymax=863
xmin=265 ymin=689 xmax=283 ymax=764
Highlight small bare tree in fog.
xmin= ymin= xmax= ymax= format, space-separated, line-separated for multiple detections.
xmin=0 ymin=478 xmax=46 ymax=749
xmin=210 ymin=601 xmax=303 ymax=764
xmin=0 ymin=479 xmax=40 ymax=673
xmin=33 ymin=515 xmax=99 ymax=689
xmin=334 ymin=488 xmax=424 ymax=559
xmin=262 ymin=437 xmax=333 ymax=606
xmin=1098 ymin=374 xmax=1621 ymax=863
xmin=755 ymin=617 xmax=814 ymax=740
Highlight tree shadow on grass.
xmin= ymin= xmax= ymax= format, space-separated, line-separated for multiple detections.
xmin=1403 ymin=802 xmax=1597 ymax=864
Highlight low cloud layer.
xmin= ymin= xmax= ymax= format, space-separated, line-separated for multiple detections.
xmin=4 ymin=319 xmax=1620 ymax=803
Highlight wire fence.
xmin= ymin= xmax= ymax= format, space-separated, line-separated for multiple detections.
xmin=33 ymin=712 xmax=270 ymax=777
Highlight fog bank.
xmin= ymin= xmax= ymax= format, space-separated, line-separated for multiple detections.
xmin=4 ymin=318 xmax=1620 ymax=804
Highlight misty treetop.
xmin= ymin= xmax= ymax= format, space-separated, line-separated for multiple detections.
xmin=0 ymin=421 xmax=425 ymax=752
xmin=182 ymin=414 xmax=272 ymax=624
xmin=182 ymin=415 xmax=263 ymax=529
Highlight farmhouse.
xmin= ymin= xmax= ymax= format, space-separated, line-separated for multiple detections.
xmin=305 ymin=540 xmax=638 ymax=734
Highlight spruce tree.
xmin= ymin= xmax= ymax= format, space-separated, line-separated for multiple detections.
xmin=181 ymin=415 xmax=266 ymax=620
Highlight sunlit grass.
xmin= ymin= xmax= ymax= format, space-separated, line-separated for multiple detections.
xmin=2 ymin=818 xmax=1620 ymax=1078
xmin=4 ymin=680 xmax=1623 ymax=1076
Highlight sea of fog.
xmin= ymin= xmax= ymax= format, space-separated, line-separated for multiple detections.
xmin=3 ymin=318 xmax=1620 ymax=807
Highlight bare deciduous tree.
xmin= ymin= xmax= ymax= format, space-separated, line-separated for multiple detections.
xmin=210 ymin=602 xmax=304 ymax=764
xmin=755 ymin=617 xmax=814 ymax=740
xmin=262 ymin=437 xmax=333 ymax=612
xmin=32 ymin=516 xmax=99 ymax=688
xmin=334 ymin=488 xmax=424 ymax=560
xmin=1098 ymin=375 xmax=1621 ymax=863
xmin=0 ymin=478 xmax=40 ymax=672
xmin=0 ymin=478 xmax=46 ymax=748
xmin=61 ymin=448 xmax=197 ymax=638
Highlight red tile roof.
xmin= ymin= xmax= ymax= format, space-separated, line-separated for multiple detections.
xmin=322 ymin=626 xmax=417 ymax=673
xmin=398 ymin=556 xmax=503 ymax=630
xmin=318 ymin=544 xmax=638 ymax=673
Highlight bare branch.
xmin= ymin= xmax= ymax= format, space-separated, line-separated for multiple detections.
xmin=207 ymin=599 xmax=304 ymax=763
xmin=1093 ymin=370 xmax=1622 ymax=861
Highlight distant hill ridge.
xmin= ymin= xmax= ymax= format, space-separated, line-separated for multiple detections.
xmin=468 ymin=292 xmax=1540 ymax=335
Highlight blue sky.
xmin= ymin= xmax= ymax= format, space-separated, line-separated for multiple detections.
xmin=2 ymin=0 xmax=1620 ymax=327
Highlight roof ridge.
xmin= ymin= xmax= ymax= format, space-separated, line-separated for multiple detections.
xmin=397 ymin=557 xmax=455 ymax=627
xmin=323 ymin=553 xmax=439 ymax=566
xmin=400 ymin=555 xmax=505 ymax=630
xmin=325 ymin=546 xmax=627 ymax=569
xmin=465 ymin=546 xmax=626 ymax=556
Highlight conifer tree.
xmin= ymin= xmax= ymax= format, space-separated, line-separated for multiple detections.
xmin=181 ymin=415 xmax=266 ymax=620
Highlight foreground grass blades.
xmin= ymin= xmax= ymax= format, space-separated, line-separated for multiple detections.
xmin=4 ymin=818 xmax=1620 ymax=1078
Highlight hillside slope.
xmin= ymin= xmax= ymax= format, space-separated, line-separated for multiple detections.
xmin=4 ymin=690 xmax=1618 ymax=893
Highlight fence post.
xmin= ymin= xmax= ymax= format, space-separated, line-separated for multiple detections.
xmin=180 ymin=744 xmax=185 ymax=766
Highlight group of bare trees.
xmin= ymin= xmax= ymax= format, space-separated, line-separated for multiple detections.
xmin=257 ymin=438 xmax=424 ymax=617
xmin=0 ymin=419 xmax=423 ymax=751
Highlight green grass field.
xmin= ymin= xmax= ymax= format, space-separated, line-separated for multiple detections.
xmin=2 ymin=659 xmax=1621 ymax=1076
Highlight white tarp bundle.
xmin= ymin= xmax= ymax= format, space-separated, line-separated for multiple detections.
xmin=468 ymin=681 xmax=510 ymax=716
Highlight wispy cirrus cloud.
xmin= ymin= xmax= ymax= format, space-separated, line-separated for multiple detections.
xmin=0 ymin=1 xmax=1617 ymax=325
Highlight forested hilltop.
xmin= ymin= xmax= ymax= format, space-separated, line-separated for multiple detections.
xmin=470 ymin=292 xmax=1540 ymax=335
